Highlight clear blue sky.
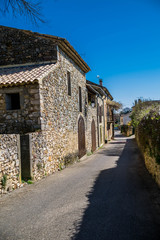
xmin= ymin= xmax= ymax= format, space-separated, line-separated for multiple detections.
xmin=1 ymin=0 xmax=160 ymax=107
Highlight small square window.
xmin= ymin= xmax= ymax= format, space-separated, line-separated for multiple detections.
xmin=5 ymin=93 xmax=20 ymax=110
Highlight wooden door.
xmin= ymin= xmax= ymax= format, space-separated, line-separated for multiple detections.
xmin=20 ymin=135 xmax=32 ymax=181
xmin=78 ymin=116 xmax=86 ymax=158
xmin=91 ymin=119 xmax=96 ymax=152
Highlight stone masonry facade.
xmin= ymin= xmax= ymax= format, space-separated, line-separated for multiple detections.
xmin=0 ymin=25 xmax=57 ymax=66
xmin=0 ymin=134 xmax=20 ymax=194
xmin=0 ymin=83 xmax=41 ymax=134
xmin=0 ymin=26 xmax=113 ymax=194
xmin=85 ymin=103 xmax=97 ymax=153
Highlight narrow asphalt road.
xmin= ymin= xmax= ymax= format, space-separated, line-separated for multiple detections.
xmin=0 ymin=132 xmax=160 ymax=240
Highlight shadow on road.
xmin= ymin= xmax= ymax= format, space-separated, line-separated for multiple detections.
xmin=72 ymin=138 xmax=160 ymax=240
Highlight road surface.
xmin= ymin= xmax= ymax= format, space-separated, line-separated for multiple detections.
xmin=0 ymin=132 xmax=160 ymax=240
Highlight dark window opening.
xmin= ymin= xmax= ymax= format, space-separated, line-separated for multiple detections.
xmin=67 ymin=71 xmax=71 ymax=96
xmin=99 ymin=106 xmax=102 ymax=123
xmin=88 ymin=92 xmax=92 ymax=103
xmin=79 ymin=86 xmax=82 ymax=112
xmin=6 ymin=93 xmax=20 ymax=110
xmin=88 ymin=93 xmax=95 ymax=106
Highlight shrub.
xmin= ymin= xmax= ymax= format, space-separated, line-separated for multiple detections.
xmin=136 ymin=115 xmax=160 ymax=164
xmin=1 ymin=174 xmax=7 ymax=188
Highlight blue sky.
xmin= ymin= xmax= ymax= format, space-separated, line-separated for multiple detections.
xmin=1 ymin=0 xmax=160 ymax=107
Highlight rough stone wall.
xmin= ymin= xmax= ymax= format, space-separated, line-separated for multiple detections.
xmin=0 ymin=46 xmax=95 ymax=192
xmin=104 ymin=100 xmax=108 ymax=140
xmin=97 ymin=97 xmax=105 ymax=146
xmin=35 ymin=47 xmax=87 ymax=173
xmin=85 ymin=102 xmax=97 ymax=153
xmin=0 ymin=26 xmax=57 ymax=66
xmin=136 ymin=132 xmax=160 ymax=187
xmin=105 ymin=102 xmax=114 ymax=141
xmin=0 ymin=134 xmax=21 ymax=194
xmin=121 ymin=125 xmax=133 ymax=137
xmin=30 ymin=130 xmax=78 ymax=180
xmin=136 ymin=118 xmax=160 ymax=187
xmin=143 ymin=152 xmax=160 ymax=187
xmin=108 ymin=123 xmax=113 ymax=140
xmin=0 ymin=83 xmax=41 ymax=133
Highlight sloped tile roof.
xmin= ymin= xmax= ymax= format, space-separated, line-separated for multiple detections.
xmin=0 ymin=26 xmax=91 ymax=73
xmin=0 ymin=63 xmax=56 ymax=87
xmin=87 ymin=80 xmax=113 ymax=100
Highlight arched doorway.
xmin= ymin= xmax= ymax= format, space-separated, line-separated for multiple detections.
xmin=78 ymin=116 xmax=86 ymax=158
xmin=91 ymin=119 xmax=96 ymax=152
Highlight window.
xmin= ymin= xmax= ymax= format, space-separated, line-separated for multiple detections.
xmin=99 ymin=106 xmax=102 ymax=123
xmin=88 ymin=93 xmax=95 ymax=106
xmin=88 ymin=92 xmax=92 ymax=104
xmin=99 ymin=105 xmax=103 ymax=123
xmin=67 ymin=71 xmax=71 ymax=96
xmin=79 ymin=86 xmax=82 ymax=112
xmin=5 ymin=93 xmax=20 ymax=110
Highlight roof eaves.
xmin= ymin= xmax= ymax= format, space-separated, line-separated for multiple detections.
xmin=0 ymin=62 xmax=57 ymax=88
xmin=29 ymin=31 xmax=90 ymax=73
xmin=86 ymin=84 xmax=99 ymax=95
xmin=87 ymin=80 xmax=113 ymax=100
xmin=0 ymin=79 xmax=38 ymax=88
xmin=58 ymin=40 xmax=90 ymax=73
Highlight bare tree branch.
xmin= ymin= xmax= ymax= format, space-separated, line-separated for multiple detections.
xmin=0 ymin=0 xmax=44 ymax=24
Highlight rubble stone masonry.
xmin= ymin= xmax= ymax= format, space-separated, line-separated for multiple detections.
xmin=0 ymin=83 xmax=41 ymax=134
xmin=0 ymin=134 xmax=20 ymax=194
xmin=0 ymin=26 xmax=57 ymax=66
xmin=0 ymin=25 xmax=100 ymax=194
xmin=0 ymin=47 xmax=95 ymax=194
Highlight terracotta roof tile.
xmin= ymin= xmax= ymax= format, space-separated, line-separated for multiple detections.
xmin=0 ymin=63 xmax=56 ymax=87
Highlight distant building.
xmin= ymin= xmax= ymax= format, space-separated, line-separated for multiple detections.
xmin=120 ymin=112 xmax=132 ymax=126
xmin=86 ymin=79 xmax=114 ymax=143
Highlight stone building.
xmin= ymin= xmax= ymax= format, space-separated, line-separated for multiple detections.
xmin=0 ymin=26 xmax=114 ymax=194
xmin=0 ymin=26 xmax=90 ymax=192
xmin=120 ymin=112 xmax=132 ymax=126
xmin=105 ymin=100 xmax=114 ymax=141
xmin=86 ymin=80 xmax=114 ymax=145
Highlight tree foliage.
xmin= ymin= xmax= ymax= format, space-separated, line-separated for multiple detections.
xmin=131 ymin=100 xmax=160 ymax=127
xmin=133 ymin=99 xmax=160 ymax=165
xmin=106 ymin=99 xmax=122 ymax=111
xmin=120 ymin=107 xmax=132 ymax=114
xmin=0 ymin=0 xmax=44 ymax=24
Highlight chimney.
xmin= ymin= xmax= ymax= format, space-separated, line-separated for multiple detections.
xmin=99 ymin=79 xmax=103 ymax=86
